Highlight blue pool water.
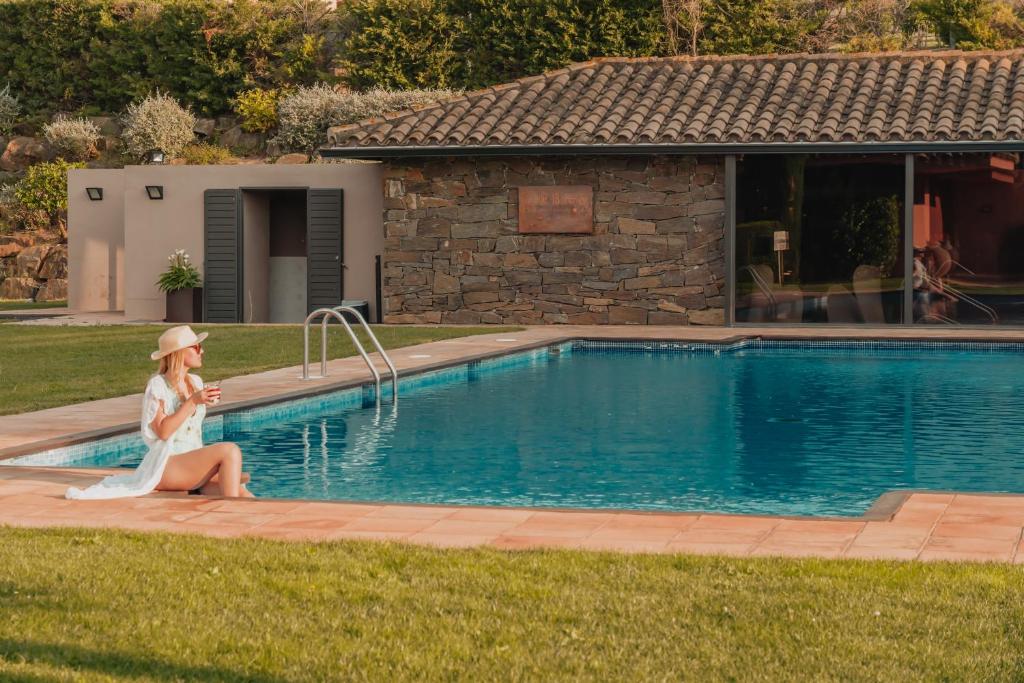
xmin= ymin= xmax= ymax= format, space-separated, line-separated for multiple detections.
xmin=13 ymin=341 xmax=1024 ymax=517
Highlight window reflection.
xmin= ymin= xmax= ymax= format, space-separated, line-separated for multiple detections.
xmin=735 ymin=155 xmax=906 ymax=324
xmin=913 ymin=153 xmax=1020 ymax=324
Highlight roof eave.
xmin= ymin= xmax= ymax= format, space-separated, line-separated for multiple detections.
xmin=320 ymin=141 xmax=1024 ymax=159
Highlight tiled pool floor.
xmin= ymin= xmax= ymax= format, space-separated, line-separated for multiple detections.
xmin=4 ymin=325 xmax=1024 ymax=562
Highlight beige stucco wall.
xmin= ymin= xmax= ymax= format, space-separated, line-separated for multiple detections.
xmin=68 ymin=169 xmax=126 ymax=312
xmin=74 ymin=162 xmax=383 ymax=321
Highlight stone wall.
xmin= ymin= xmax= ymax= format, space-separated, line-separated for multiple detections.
xmin=381 ymin=155 xmax=725 ymax=325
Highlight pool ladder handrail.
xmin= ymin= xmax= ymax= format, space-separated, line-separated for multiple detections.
xmin=328 ymin=305 xmax=399 ymax=404
xmin=302 ymin=306 xmax=398 ymax=402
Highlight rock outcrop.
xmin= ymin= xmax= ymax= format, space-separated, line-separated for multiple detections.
xmin=0 ymin=230 xmax=67 ymax=303
xmin=0 ymin=136 xmax=55 ymax=172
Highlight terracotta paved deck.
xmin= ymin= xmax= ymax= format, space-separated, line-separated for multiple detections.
xmin=4 ymin=324 xmax=1024 ymax=562
xmin=2 ymin=467 xmax=1023 ymax=562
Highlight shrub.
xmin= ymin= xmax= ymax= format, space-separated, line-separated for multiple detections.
xmin=6 ymin=204 xmax=51 ymax=233
xmin=273 ymin=84 xmax=345 ymax=153
xmin=157 ymin=249 xmax=202 ymax=293
xmin=43 ymin=116 xmax=101 ymax=161
xmin=234 ymin=88 xmax=281 ymax=134
xmin=121 ymin=92 xmax=196 ymax=160
xmin=0 ymin=183 xmax=16 ymax=234
xmin=14 ymin=160 xmax=84 ymax=217
xmin=13 ymin=159 xmax=84 ymax=238
xmin=0 ymin=83 xmax=19 ymax=136
xmin=273 ymin=84 xmax=457 ymax=153
xmin=180 ymin=143 xmax=234 ymax=165
xmin=333 ymin=87 xmax=459 ymax=124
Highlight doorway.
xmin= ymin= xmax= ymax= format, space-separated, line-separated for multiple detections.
xmin=203 ymin=187 xmax=343 ymax=324
xmin=241 ymin=190 xmax=308 ymax=323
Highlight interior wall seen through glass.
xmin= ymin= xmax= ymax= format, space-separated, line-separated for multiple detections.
xmin=734 ymin=155 xmax=906 ymax=324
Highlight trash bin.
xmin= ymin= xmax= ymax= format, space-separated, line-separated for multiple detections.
xmin=338 ymin=299 xmax=369 ymax=323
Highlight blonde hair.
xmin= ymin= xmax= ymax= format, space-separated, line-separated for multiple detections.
xmin=158 ymin=348 xmax=195 ymax=395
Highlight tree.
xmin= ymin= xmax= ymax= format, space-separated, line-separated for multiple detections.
xmin=341 ymin=0 xmax=463 ymax=89
xmin=662 ymin=0 xmax=705 ymax=55
xmin=910 ymin=0 xmax=1024 ymax=49
xmin=825 ymin=0 xmax=926 ymax=52
xmin=699 ymin=0 xmax=821 ymax=55
xmin=342 ymin=0 xmax=664 ymax=91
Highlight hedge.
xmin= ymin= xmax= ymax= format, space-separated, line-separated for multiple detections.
xmin=0 ymin=0 xmax=341 ymax=122
xmin=342 ymin=0 xmax=668 ymax=91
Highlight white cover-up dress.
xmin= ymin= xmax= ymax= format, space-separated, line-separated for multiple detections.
xmin=65 ymin=374 xmax=207 ymax=500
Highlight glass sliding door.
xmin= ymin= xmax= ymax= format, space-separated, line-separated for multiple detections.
xmin=734 ymin=154 xmax=906 ymax=324
xmin=913 ymin=153 xmax=1023 ymax=325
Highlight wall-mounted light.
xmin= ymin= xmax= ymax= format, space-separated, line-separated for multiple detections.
xmin=142 ymin=149 xmax=166 ymax=165
xmin=86 ymin=187 xmax=103 ymax=201
xmin=145 ymin=185 xmax=164 ymax=200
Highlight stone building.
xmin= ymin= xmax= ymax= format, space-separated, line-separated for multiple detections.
xmin=324 ymin=51 xmax=1024 ymax=327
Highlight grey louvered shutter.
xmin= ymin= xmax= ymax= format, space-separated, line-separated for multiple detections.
xmin=307 ymin=188 xmax=344 ymax=313
xmin=203 ymin=189 xmax=242 ymax=323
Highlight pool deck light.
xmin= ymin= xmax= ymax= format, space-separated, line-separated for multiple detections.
xmin=145 ymin=185 xmax=164 ymax=200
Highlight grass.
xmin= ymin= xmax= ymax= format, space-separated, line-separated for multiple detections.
xmin=0 ymin=528 xmax=1022 ymax=681
xmin=0 ymin=324 xmax=519 ymax=415
xmin=0 ymin=299 xmax=67 ymax=311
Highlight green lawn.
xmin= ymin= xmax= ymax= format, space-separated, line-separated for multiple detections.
xmin=0 ymin=528 xmax=1022 ymax=681
xmin=0 ymin=324 xmax=518 ymax=415
xmin=0 ymin=299 xmax=67 ymax=311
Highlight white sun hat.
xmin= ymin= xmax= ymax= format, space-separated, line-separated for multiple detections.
xmin=150 ymin=325 xmax=209 ymax=360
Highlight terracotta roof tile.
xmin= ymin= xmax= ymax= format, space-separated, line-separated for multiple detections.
xmin=325 ymin=51 xmax=1024 ymax=151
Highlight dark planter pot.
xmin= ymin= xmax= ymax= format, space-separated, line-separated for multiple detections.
xmin=165 ymin=287 xmax=203 ymax=323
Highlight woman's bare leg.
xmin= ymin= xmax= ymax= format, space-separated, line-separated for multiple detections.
xmin=198 ymin=472 xmax=254 ymax=497
xmin=199 ymin=481 xmax=255 ymax=498
xmin=157 ymin=442 xmax=244 ymax=497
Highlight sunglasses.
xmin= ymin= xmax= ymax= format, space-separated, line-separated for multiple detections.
xmin=190 ymin=343 xmax=204 ymax=353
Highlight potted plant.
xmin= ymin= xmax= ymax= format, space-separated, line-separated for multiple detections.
xmin=157 ymin=249 xmax=203 ymax=322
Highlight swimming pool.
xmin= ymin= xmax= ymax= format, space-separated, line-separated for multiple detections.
xmin=9 ymin=340 xmax=1024 ymax=517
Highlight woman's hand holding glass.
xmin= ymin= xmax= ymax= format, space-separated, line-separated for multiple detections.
xmin=189 ymin=384 xmax=221 ymax=406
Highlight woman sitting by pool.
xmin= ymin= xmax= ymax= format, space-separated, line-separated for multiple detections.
xmin=66 ymin=325 xmax=253 ymax=500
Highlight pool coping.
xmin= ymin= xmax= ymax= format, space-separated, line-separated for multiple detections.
xmin=0 ymin=466 xmax=920 ymax=522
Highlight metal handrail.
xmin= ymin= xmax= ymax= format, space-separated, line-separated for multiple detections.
xmin=303 ymin=308 xmax=379 ymax=390
xmin=332 ymin=305 xmax=399 ymax=401
xmin=302 ymin=307 xmax=398 ymax=403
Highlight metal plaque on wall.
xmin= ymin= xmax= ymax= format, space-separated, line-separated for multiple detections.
xmin=518 ymin=186 xmax=594 ymax=233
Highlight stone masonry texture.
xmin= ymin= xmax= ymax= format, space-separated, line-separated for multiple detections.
xmin=380 ymin=156 xmax=725 ymax=325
